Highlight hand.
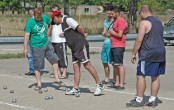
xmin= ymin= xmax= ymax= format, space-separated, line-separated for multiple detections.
xmin=109 ymin=28 xmax=113 ymax=34
xmin=102 ymin=31 xmax=106 ymax=36
xmin=131 ymin=54 xmax=136 ymax=64
xmin=23 ymin=48 xmax=28 ymax=58
xmin=84 ymin=33 xmax=88 ymax=37
xmin=59 ymin=32 xmax=64 ymax=37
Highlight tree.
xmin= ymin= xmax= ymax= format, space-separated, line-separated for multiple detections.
xmin=0 ymin=0 xmax=6 ymax=14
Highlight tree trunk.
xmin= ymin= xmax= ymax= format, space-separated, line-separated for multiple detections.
xmin=64 ymin=0 xmax=69 ymax=16
xmin=128 ymin=0 xmax=138 ymax=33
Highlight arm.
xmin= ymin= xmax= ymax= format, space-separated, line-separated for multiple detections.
xmin=47 ymin=24 xmax=52 ymax=38
xmin=109 ymin=29 xmax=124 ymax=38
xmin=131 ymin=21 xmax=147 ymax=64
xmin=23 ymin=33 xmax=30 ymax=58
xmin=76 ymin=25 xmax=87 ymax=37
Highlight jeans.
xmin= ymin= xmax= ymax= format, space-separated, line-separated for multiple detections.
xmin=28 ymin=43 xmax=35 ymax=73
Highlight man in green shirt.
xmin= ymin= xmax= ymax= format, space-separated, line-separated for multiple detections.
xmin=23 ymin=8 xmax=64 ymax=91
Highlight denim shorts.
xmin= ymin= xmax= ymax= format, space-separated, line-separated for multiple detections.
xmin=110 ymin=47 xmax=125 ymax=65
xmin=32 ymin=42 xmax=59 ymax=71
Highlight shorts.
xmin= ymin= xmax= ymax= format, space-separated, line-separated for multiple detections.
xmin=111 ymin=47 xmax=125 ymax=65
xmin=72 ymin=46 xmax=90 ymax=64
xmin=32 ymin=42 xmax=59 ymax=71
xmin=137 ymin=61 xmax=166 ymax=76
xmin=101 ymin=43 xmax=111 ymax=64
xmin=52 ymin=42 xmax=68 ymax=68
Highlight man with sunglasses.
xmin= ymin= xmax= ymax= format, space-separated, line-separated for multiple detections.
xmin=126 ymin=5 xmax=166 ymax=107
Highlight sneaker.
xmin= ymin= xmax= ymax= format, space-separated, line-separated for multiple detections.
xmin=65 ymin=88 xmax=80 ymax=97
xmin=94 ymin=83 xmax=104 ymax=96
xmin=101 ymin=80 xmax=110 ymax=84
xmin=145 ymin=101 xmax=157 ymax=107
xmin=126 ymin=99 xmax=144 ymax=107
xmin=107 ymin=81 xmax=116 ymax=88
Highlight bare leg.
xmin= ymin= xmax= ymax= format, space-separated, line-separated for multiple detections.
xmin=137 ymin=76 xmax=146 ymax=97
xmin=117 ymin=65 xmax=125 ymax=87
xmin=73 ymin=63 xmax=81 ymax=89
xmin=83 ymin=61 xmax=100 ymax=84
xmin=103 ymin=63 xmax=110 ymax=82
xmin=61 ymin=68 xmax=67 ymax=77
xmin=53 ymin=63 xmax=61 ymax=82
xmin=151 ymin=76 xmax=160 ymax=96
xmin=113 ymin=65 xmax=119 ymax=86
xmin=35 ymin=70 xmax=41 ymax=87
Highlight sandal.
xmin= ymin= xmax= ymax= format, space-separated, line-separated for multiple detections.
xmin=54 ymin=81 xmax=65 ymax=86
xmin=59 ymin=76 xmax=67 ymax=79
xmin=34 ymin=86 xmax=41 ymax=91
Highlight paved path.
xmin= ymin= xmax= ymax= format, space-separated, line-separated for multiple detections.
xmin=0 ymin=43 xmax=174 ymax=110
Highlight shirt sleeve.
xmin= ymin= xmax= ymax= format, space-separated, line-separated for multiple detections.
xmin=66 ymin=18 xmax=79 ymax=30
xmin=46 ymin=15 xmax=51 ymax=25
xmin=117 ymin=19 xmax=127 ymax=30
xmin=24 ymin=19 xmax=31 ymax=33
xmin=103 ymin=20 xmax=107 ymax=29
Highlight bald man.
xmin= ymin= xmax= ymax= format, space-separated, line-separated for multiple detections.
xmin=126 ymin=5 xmax=166 ymax=107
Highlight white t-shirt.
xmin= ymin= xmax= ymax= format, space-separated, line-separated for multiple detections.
xmin=51 ymin=24 xmax=66 ymax=43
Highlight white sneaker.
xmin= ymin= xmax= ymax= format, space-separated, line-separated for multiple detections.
xmin=65 ymin=88 xmax=80 ymax=97
xmin=94 ymin=83 xmax=104 ymax=96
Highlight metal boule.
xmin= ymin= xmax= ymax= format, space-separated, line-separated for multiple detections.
xmin=45 ymin=96 xmax=49 ymax=100
xmin=3 ymin=86 xmax=7 ymax=89
xmin=49 ymin=95 xmax=53 ymax=99
xmin=44 ymin=88 xmax=48 ymax=92
xmin=12 ymin=99 xmax=17 ymax=103
xmin=10 ymin=90 xmax=14 ymax=93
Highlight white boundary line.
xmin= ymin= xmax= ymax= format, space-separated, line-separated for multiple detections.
xmin=1 ymin=74 xmax=174 ymax=103
xmin=0 ymin=101 xmax=43 ymax=110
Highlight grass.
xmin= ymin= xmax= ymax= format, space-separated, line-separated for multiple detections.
xmin=0 ymin=49 xmax=132 ymax=59
xmin=0 ymin=53 xmax=24 ymax=59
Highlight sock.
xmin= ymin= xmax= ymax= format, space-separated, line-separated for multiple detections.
xmin=149 ymin=96 xmax=156 ymax=102
xmin=136 ymin=96 xmax=143 ymax=103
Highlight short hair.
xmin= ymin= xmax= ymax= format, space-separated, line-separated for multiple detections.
xmin=105 ymin=4 xmax=113 ymax=11
xmin=51 ymin=4 xmax=61 ymax=10
xmin=110 ymin=6 xmax=120 ymax=13
xmin=34 ymin=8 xmax=42 ymax=16
xmin=140 ymin=5 xmax=153 ymax=13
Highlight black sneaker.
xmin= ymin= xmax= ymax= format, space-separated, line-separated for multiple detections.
xmin=101 ymin=80 xmax=110 ymax=84
xmin=25 ymin=72 xmax=35 ymax=75
xmin=126 ymin=99 xmax=144 ymax=107
xmin=145 ymin=101 xmax=158 ymax=108
xmin=115 ymin=86 xmax=125 ymax=90
xmin=107 ymin=82 xmax=116 ymax=88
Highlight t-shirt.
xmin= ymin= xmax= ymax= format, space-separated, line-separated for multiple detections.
xmin=25 ymin=14 xmax=51 ymax=48
xmin=103 ymin=18 xmax=113 ymax=44
xmin=110 ymin=17 xmax=127 ymax=48
xmin=51 ymin=24 xmax=66 ymax=43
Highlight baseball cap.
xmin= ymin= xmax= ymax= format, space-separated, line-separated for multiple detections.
xmin=51 ymin=11 xmax=61 ymax=19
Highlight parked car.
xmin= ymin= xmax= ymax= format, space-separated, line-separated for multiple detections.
xmin=163 ymin=17 xmax=174 ymax=46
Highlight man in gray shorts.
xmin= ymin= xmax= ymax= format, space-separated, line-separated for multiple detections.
xmin=23 ymin=8 xmax=64 ymax=90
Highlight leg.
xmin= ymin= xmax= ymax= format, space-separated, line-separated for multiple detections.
xmin=83 ymin=61 xmax=100 ymax=84
xmin=113 ymin=65 xmax=120 ymax=86
xmin=103 ymin=63 xmax=110 ymax=82
xmin=151 ymin=76 xmax=160 ymax=97
xmin=117 ymin=65 xmax=125 ymax=87
xmin=53 ymin=63 xmax=61 ymax=82
xmin=137 ymin=75 xmax=146 ymax=97
xmin=27 ymin=43 xmax=35 ymax=73
xmin=61 ymin=68 xmax=67 ymax=78
xmin=73 ymin=62 xmax=81 ymax=89
xmin=35 ymin=70 xmax=41 ymax=87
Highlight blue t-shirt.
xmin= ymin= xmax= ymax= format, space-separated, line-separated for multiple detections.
xmin=103 ymin=18 xmax=113 ymax=44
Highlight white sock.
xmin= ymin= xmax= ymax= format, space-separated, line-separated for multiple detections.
xmin=149 ymin=96 xmax=156 ymax=102
xmin=136 ymin=96 xmax=143 ymax=103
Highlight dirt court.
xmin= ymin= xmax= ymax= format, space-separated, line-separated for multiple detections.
xmin=0 ymin=43 xmax=174 ymax=110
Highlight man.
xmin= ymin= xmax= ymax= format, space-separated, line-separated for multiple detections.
xmin=50 ymin=5 xmax=68 ymax=79
xmin=25 ymin=9 xmax=35 ymax=75
xmin=101 ymin=8 xmax=114 ymax=84
xmin=109 ymin=6 xmax=127 ymax=90
xmin=23 ymin=8 xmax=63 ymax=90
xmin=52 ymin=11 xmax=104 ymax=96
xmin=126 ymin=5 xmax=166 ymax=107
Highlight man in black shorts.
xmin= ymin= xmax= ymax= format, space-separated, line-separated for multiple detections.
xmin=51 ymin=11 xmax=104 ymax=96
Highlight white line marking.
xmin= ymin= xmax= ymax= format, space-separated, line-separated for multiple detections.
xmin=0 ymin=101 xmax=43 ymax=110
xmin=1 ymin=49 xmax=22 ymax=51
xmin=1 ymin=74 xmax=174 ymax=102
xmin=90 ymin=47 xmax=102 ymax=49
